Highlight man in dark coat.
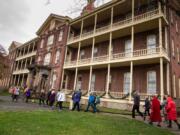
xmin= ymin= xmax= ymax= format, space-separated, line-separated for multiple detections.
xmin=132 ymin=91 xmax=143 ymax=118
xmin=72 ymin=89 xmax=82 ymax=111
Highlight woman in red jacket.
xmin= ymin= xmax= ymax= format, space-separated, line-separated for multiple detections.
xmin=149 ymin=96 xmax=162 ymax=126
xmin=166 ymin=96 xmax=180 ymax=129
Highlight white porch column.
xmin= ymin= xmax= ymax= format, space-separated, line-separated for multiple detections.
xmin=129 ymin=61 xmax=133 ymax=101
xmin=131 ymin=26 xmax=134 ymax=57
xmin=80 ymin=19 xmax=84 ymax=38
xmin=88 ymin=66 xmax=93 ymax=94
xmin=165 ymin=26 xmax=168 ymax=53
xmin=110 ymin=7 xmax=114 ymax=27
xmin=159 ymin=1 xmax=163 ymax=50
xmin=105 ymin=64 xmax=110 ymax=98
xmin=76 ymin=42 xmax=81 ymax=65
xmin=17 ymin=75 xmax=21 ymax=86
xmin=109 ymin=32 xmax=112 ymax=60
xmin=160 ymin=58 xmax=164 ymax=102
xmin=94 ymin=14 xmax=97 ymax=33
xmin=132 ymin=0 xmax=134 ymax=21
xmin=166 ymin=62 xmax=170 ymax=95
xmin=21 ymin=74 xmax=25 ymax=87
xmin=73 ymin=68 xmax=78 ymax=90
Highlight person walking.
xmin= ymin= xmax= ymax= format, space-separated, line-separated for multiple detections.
xmin=25 ymin=88 xmax=31 ymax=103
xmin=132 ymin=91 xmax=143 ymax=118
xmin=9 ymin=86 xmax=15 ymax=102
xmin=13 ymin=87 xmax=20 ymax=102
xmin=143 ymin=97 xmax=151 ymax=120
xmin=85 ymin=92 xmax=97 ymax=113
xmin=166 ymin=96 xmax=180 ymax=129
xmin=94 ymin=94 xmax=101 ymax=112
xmin=56 ymin=90 xmax=66 ymax=111
xmin=49 ymin=90 xmax=56 ymax=110
xmin=46 ymin=90 xmax=52 ymax=106
xmin=149 ymin=95 xmax=162 ymax=127
xmin=72 ymin=89 xmax=82 ymax=111
xmin=39 ymin=89 xmax=46 ymax=106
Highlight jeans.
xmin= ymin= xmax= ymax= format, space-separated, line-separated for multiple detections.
xmin=72 ymin=102 xmax=80 ymax=111
xmin=85 ymin=102 xmax=97 ymax=113
xmin=132 ymin=105 xmax=143 ymax=118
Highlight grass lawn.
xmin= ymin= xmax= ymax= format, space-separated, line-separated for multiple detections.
xmin=0 ymin=110 xmax=173 ymax=135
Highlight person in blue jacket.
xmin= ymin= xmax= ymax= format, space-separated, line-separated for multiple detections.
xmin=85 ymin=92 xmax=97 ymax=113
xmin=72 ymin=89 xmax=82 ymax=111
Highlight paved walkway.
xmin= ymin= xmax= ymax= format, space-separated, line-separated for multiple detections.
xmin=0 ymin=95 xmax=180 ymax=135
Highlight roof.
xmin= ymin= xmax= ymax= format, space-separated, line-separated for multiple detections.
xmin=36 ymin=13 xmax=72 ymax=35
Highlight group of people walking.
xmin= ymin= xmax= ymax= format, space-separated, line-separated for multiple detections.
xmin=132 ymin=91 xmax=180 ymax=129
xmin=9 ymin=87 xmax=180 ymax=129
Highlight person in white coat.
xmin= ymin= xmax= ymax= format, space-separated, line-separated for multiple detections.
xmin=56 ymin=90 xmax=66 ymax=111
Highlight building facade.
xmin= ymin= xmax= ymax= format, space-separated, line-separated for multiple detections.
xmin=9 ymin=38 xmax=38 ymax=88
xmin=62 ymin=0 xmax=180 ymax=109
xmin=26 ymin=14 xmax=70 ymax=93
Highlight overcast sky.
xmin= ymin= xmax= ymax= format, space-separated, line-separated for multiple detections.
xmin=0 ymin=0 xmax=110 ymax=52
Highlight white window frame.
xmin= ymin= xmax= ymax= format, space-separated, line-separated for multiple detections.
xmin=76 ymin=75 xmax=82 ymax=90
xmin=147 ymin=35 xmax=156 ymax=54
xmin=93 ymin=47 xmax=98 ymax=56
xmin=173 ymin=74 xmax=176 ymax=98
xmin=176 ymin=21 xmax=179 ymax=33
xmin=47 ymin=35 xmax=54 ymax=45
xmin=123 ymin=72 xmax=130 ymax=94
xmin=55 ymin=50 xmax=60 ymax=64
xmin=125 ymin=39 xmax=131 ymax=57
xmin=58 ymin=30 xmax=64 ymax=41
xmin=51 ymin=73 xmax=57 ymax=89
xmin=44 ymin=53 xmax=51 ymax=65
xmin=172 ymin=40 xmax=175 ymax=57
xmin=170 ymin=10 xmax=173 ymax=24
xmin=147 ymin=71 xmax=156 ymax=94
xmin=40 ymin=39 xmax=44 ymax=48
xmin=80 ymin=50 xmax=85 ymax=60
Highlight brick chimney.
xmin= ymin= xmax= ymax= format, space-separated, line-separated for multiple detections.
xmin=81 ymin=0 xmax=95 ymax=15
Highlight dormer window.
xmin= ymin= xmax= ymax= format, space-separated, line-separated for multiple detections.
xmin=47 ymin=35 xmax=54 ymax=45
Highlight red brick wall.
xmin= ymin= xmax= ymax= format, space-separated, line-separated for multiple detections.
xmin=168 ymin=8 xmax=180 ymax=97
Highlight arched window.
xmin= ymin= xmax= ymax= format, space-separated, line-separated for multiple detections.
xmin=44 ymin=53 xmax=51 ymax=65
xmin=55 ymin=51 xmax=60 ymax=64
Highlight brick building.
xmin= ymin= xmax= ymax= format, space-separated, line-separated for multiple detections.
xmin=26 ymin=14 xmax=70 ymax=92
xmin=62 ymin=0 xmax=180 ymax=109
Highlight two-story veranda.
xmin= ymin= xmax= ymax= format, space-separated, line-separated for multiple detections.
xmin=61 ymin=0 xmax=170 ymax=109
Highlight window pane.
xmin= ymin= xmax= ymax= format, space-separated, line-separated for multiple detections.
xmin=147 ymin=71 xmax=156 ymax=94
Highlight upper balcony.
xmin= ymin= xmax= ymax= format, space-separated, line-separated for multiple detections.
xmin=67 ymin=4 xmax=167 ymax=45
xmin=64 ymin=47 xmax=169 ymax=69
xmin=16 ymin=51 xmax=37 ymax=61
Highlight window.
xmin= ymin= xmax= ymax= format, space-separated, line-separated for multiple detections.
xmin=172 ymin=40 xmax=175 ymax=57
xmin=40 ymin=39 xmax=44 ymax=48
xmin=173 ymin=74 xmax=176 ymax=98
xmin=125 ymin=39 xmax=131 ymax=57
xmin=80 ymin=50 xmax=85 ymax=59
xmin=177 ymin=48 xmax=180 ymax=63
xmin=91 ymin=74 xmax=96 ymax=92
xmin=58 ymin=30 xmax=64 ymax=41
xmin=147 ymin=71 xmax=156 ymax=94
xmin=55 ymin=51 xmax=60 ymax=64
xmin=44 ymin=53 xmax=51 ymax=65
xmin=170 ymin=10 xmax=173 ymax=24
xmin=51 ymin=73 xmax=57 ymax=89
xmin=47 ymin=35 xmax=54 ymax=45
xmin=147 ymin=35 xmax=156 ymax=53
xmin=38 ymin=56 xmax=41 ymax=62
xmin=76 ymin=75 xmax=82 ymax=90
xmin=176 ymin=21 xmax=179 ymax=33
xmin=123 ymin=72 xmax=130 ymax=94
xmin=93 ymin=47 xmax=98 ymax=56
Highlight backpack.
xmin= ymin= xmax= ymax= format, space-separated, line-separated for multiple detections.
xmin=95 ymin=96 xmax=100 ymax=104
